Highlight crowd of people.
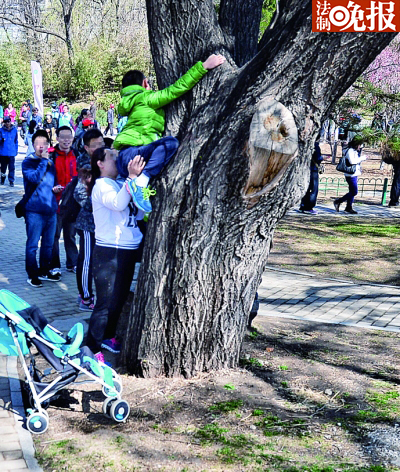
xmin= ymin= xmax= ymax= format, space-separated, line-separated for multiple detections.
xmin=0 ymin=53 xmax=226 ymax=363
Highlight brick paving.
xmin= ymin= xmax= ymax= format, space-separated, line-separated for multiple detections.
xmin=259 ymin=268 xmax=400 ymax=331
xmin=0 ymin=146 xmax=400 ymax=470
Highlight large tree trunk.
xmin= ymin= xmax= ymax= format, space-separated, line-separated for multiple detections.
xmin=121 ymin=0 xmax=395 ymax=377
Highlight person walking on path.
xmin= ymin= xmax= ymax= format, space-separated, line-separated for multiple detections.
xmin=86 ymin=147 xmax=145 ymax=362
xmin=299 ymin=141 xmax=323 ymax=215
xmin=334 ymin=137 xmax=366 ymax=215
xmin=0 ymin=116 xmax=18 ymax=186
xmin=104 ymin=104 xmax=114 ymax=136
xmin=22 ymin=130 xmax=59 ymax=287
xmin=49 ymin=126 xmax=79 ymax=275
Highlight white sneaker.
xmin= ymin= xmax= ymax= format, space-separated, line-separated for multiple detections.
xmin=50 ymin=268 xmax=62 ymax=276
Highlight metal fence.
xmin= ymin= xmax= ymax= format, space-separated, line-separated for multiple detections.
xmin=319 ymin=177 xmax=391 ymax=205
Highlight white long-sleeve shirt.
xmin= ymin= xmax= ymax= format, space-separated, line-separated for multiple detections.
xmin=344 ymin=148 xmax=366 ymax=177
xmin=91 ymin=177 xmax=143 ymax=249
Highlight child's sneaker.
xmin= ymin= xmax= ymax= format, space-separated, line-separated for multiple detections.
xmin=94 ymin=351 xmax=112 ymax=367
xmin=94 ymin=352 xmax=105 ymax=363
xmin=79 ymin=299 xmax=94 ymax=311
xmin=101 ymin=338 xmax=121 ymax=354
xmin=126 ymin=179 xmax=155 ymax=213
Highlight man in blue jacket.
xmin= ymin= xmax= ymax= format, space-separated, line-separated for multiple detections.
xmin=22 ymin=130 xmax=60 ymax=288
xmin=0 ymin=116 xmax=18 ymax=186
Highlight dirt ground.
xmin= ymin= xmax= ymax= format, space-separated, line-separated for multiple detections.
xmin=32 ymin=313 xmax=400 ymax=471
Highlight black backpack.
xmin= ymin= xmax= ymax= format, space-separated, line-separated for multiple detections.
xmin=59 ymin=176 xmax=81 ymax=222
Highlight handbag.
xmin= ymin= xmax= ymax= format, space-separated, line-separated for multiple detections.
xmin=59 ymin=176 xmax=81 ymax=223
xmin=15 ymin=166 xmax=49 ymax=218
xmin=336 ymin=151 xmax=357 ymax=174
xmin=15 ymin=200 xmax=26 ymax=218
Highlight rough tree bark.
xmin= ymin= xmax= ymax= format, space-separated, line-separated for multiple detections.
xmin=121 ymin=0 xmax=395 ymax=378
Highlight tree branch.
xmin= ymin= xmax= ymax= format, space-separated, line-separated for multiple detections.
xmin=230 ymin=0 xmax=396 ymax=119
xmin=0 ymin=13 xmax=67 ymax=43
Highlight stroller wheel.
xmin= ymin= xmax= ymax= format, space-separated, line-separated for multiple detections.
xmin=102 ymin=378 xmax=122 ymax=397
xmin=110 ymin=399 xmax=130 ymax=423
xmin=27 ymin=412 xmax=49 ymax=434
xmin=102 ymin=397 xmax=117 ymax=417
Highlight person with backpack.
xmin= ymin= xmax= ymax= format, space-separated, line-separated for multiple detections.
xmin=49 ymin=126 xmax=79 ymax=275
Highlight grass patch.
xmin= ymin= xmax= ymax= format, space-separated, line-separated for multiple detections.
xmin=36 ymin=439 xmax=82 ymax=468
xmin=255 ymin=414 xmax=308 ymax=437
xmin=333 ymin=223 xmax=400 ymax=237
xmin=271 ymin=218 xmax=400 ymax=285
xmin=240 ymin=357 xmax=263 ymax=367
xmin=209 ymin=399 xmax=244 ymax=413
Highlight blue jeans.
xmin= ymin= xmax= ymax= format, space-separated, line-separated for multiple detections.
xmin=50 ymin=213 xmax=78 ymax=270
xmin=117 ymin=136 xmax=179 ymax=179
xmin=336 ymin=176 xmax=358 ymax=208
xmin=389 ymin=162 xmax=400 ymax=206
xmin=300 ymin=169 xmax=319 ymax=211
xmin=25 ymin=211 xmax=57 ymax=279
xmin=0 ymin=155 xmax=15 ymax=183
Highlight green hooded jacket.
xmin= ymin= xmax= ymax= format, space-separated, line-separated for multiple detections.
xmin=113 ymin=61 xmax=208 ymax=150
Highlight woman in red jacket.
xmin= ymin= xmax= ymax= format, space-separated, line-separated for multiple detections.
xmin=4 ymin=103 xmax=17 ymax=124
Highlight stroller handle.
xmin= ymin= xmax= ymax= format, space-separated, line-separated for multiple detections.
xmin=53 ymin=323 xmax=84 ymax=358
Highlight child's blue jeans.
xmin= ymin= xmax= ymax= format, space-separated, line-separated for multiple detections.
xmin=117 ymin=136 xmax=179 ymax=179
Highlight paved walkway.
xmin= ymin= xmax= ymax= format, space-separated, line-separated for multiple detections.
xmin=0 ymin=148 xmax=399 ymax=470
xmin=259 ymin=267 xmax=400 ymax=331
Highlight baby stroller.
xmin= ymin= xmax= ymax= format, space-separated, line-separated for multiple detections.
xmin=0 ymin=289 xmax=130 ymax=434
